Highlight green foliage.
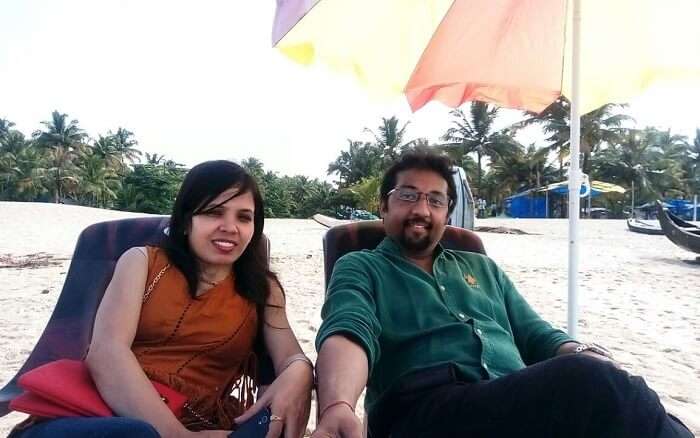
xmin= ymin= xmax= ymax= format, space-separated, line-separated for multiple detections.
xmin=2 ymin=110 xmax=699 ymax=219
xmin=250 ymin=163 xmax=340 ymax=218
xmin=118 ymin=162 xmax=187 ymax=214
xmin=591 ymin=128 xmax=687 ymax=203
xmin=440 ymin=103 xmax=518 ymax=195
xmin=346 ymin=176 xmax=381 ymax=214
xmin=327 ymin=140 xmax=383 ymax=188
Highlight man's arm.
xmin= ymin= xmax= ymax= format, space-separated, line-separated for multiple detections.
xmin=312 ymin=335 xmax=368 ymax=438
xmin=493 ymin=260 xmax=574 ymax=364
xmin=312 ymin=253 xmax=382 ymax=438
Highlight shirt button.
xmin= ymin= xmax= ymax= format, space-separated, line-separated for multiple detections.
xmin=458 ymin=312 xmax=466 ymax=319
xmin=439 ymin=285 xmax=446 ymax=292
xmin=483 ymin=363 xmax=489 ymax=370
xmin=476 ymin=328 xmax=482 ymax=335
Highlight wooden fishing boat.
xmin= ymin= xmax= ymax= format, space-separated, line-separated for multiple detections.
xmin=626 ymin=218 xmax=664 ymax=235
xmin=656 ymin=201 xmax=700 ymax=254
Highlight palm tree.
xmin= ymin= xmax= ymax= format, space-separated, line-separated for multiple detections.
xmin=33 ymin=111 xmax=86 ymax=203
xmin=0 ymin=118 xmax=15 ymax=141
xmin=365 ymin=116 xmax=416 ymax=166
xmin=241 ymin=157 xmax=266 ymax=181
xmin=75 ymin=151 xmax=121 ymax=207
xmin=683 ymin=129 xmax=700 ymax=195
xmin=514 ymin=97 xmax=630 ymax=176
xmin=145 ymin=152 xmax=166 ymax=165
xmin=591 ymin=128 xmax=683 ymax=203
xmin=0 ymin=137 xmax=47 ymax=201
xmin=440 ymin=102 xmax=518 ymax=195
xmin=111 ymin=128 xmax=141 ymax=168
xmin=92 ymin=135 xmax=121 ymax=169
xmin=486 ymin=144 xmax=556 ymax=202
xmin=327 ymin=140 xmax=382 ymax=188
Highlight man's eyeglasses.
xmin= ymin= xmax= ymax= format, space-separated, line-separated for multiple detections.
xmin=387 ymin=187 xmax=452 ymax=209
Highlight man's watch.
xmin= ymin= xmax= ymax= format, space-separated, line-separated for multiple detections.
xmin=574 ymin=342 xmax=613 ymax=359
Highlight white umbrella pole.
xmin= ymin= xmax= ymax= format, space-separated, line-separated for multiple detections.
xmin=694 ymin=194 xmax=698 ymax=222
xmin=567 ymin=0 xmax=582 ymax=339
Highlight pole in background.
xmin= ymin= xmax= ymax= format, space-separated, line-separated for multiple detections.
xmin=567 ymin=0 xmax=582 ymax=339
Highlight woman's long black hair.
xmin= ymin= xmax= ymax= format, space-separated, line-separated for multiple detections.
xmin=162 ymin=160 xmax=280 ymax=308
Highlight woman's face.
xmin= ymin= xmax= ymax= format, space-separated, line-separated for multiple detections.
xmin=188 ymin=186 xmax=256 ymax=270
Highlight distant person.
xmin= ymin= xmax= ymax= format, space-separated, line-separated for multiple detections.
xmin=311 ymin=152 xmax=692 ymax=438
xmin=12 ymin=161 xmax=313 ymax=437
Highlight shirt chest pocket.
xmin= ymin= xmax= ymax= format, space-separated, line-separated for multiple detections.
xmin=376 ymin=276 xmax=462 ymax=334
xmin=446 ymin=280 xmax=499 ymax=322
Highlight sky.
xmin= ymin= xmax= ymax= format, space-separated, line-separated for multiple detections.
xmin=1 ymin=0 xmax=699 ymax=182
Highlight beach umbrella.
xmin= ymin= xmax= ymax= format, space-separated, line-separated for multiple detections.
xmin=272 ymin=0 xmax=700 ymax=338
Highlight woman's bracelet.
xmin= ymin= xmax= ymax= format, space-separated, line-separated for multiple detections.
xmin=319 ymin=400 xmax=355 ymax=420
xmin=280 ymin=353 xmax=313 ymax=373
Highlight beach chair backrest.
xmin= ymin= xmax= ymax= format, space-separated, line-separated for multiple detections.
xmin=0 ymin=216 xmax=272 ymax=417
xmin=322 ymin=220 xmax=486 ymax=291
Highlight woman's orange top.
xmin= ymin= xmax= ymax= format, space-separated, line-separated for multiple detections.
xmin=132 ymin=246 xmax=259 ymax=430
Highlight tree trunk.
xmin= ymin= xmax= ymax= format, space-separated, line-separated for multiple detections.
xmin=582 ymin=151 xmax=591 ymax=175
xmin=54 ymin=168 xmax=60 ymax=203
xmin=559 ymin=156 xmax=565 ymax=180
xmin=476 ymin=153 xmax=482 ymax=197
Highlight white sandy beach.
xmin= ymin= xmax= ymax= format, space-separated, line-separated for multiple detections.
xmin=0 ymin=201 xmax=698 ymax=436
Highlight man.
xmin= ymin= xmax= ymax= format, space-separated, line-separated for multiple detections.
xmin=311 ymin=152 xmax=692 ymax=438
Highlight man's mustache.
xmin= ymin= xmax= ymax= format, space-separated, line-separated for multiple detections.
xmin=403 ymin=218 xmax=432 ymax=229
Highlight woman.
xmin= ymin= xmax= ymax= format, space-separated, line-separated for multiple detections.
xmin=14 ymin=161 xmax=313 ymax=437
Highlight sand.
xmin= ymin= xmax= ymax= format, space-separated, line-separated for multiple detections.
xmin=0 ymin=202 xmax=698 ymax=435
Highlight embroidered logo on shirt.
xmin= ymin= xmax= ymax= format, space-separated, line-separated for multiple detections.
xmin=464 ymin=274 xmax=479 ymax=287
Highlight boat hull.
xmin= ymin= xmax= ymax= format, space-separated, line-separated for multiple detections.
xmin=626 ymin=218 xmax=664 ymax=235
xmin=656 ymin=201 xmax=700 ymax=254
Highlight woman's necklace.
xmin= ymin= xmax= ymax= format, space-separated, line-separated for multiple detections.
xmin=199 ymin=277 xmax=219 ymax=287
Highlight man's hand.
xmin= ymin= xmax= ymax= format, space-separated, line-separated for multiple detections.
xmin=578 ymin=350 xmax=621 ymax=368
xmin=557 ymin=342 xmax=620 ymax=369
xmin=311 ymin=404 xmax=363 ymax=438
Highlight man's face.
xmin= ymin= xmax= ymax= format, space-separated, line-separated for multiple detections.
xmin=380 ymin=169 xmax=450 ymax=256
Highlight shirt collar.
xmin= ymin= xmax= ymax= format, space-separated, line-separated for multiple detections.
xmin=376 ymin=236 xmax=445 ymax=259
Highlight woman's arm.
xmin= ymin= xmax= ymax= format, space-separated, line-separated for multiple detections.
xmin=85 ymin=247 xmax=191 ymax=438
xmin=262 ymin=280 xmax=307 ymax=373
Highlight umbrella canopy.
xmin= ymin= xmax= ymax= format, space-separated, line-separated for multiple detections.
xmin=273 ymin=0 xmax=700 ymax=114
xmin=272 ymin=0 xmax=700 ymax=337
xmin=540 ymin=180 xmax=626 ymax=197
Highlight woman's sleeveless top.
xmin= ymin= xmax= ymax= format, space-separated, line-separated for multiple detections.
xmin=132 ymin=246 xmax=259 ymax=430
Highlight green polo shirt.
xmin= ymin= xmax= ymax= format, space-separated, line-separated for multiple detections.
xmin=316 ymin=237 xmax=573 ymax=415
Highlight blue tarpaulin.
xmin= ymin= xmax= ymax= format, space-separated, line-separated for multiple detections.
xmin=636 ymin=199 xmax=699 ymax=220
xmin=504 ymin=180 xmax=626 ymax=219
xmin=504 ymin=191 xmax=547 ymax=218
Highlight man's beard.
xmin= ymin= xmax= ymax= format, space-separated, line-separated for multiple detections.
xmin=398 ymin=218 xmax=433 ymax=252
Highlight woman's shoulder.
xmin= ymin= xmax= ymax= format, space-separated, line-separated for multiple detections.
xmin=118 ymin=246 xmax=149 ymax=263
xmin=118 ymin=246 xmax=168 ymax=274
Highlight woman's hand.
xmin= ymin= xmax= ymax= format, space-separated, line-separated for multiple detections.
xmin=234 ymin=360 xmax=313 ymax=438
